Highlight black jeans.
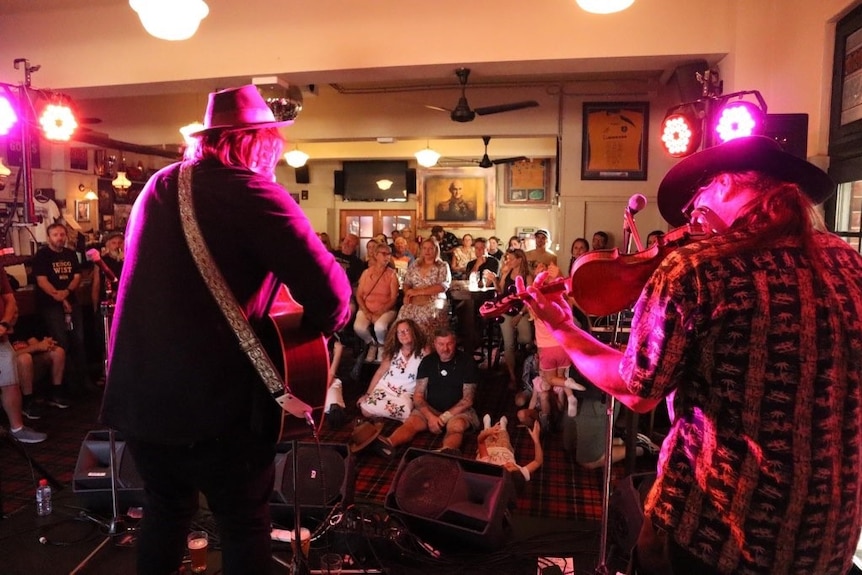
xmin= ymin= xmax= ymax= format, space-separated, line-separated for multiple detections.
xmin=126 ymin=431 xmax=276 ymax=575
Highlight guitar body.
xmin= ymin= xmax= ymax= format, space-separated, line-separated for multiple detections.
xmin=256 ymin=285 xmax=331 ymax=441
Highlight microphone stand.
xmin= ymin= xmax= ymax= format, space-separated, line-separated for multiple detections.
xmin=70 ymin=278 xmax=132 ymax=575
xmin=595 ymin=208 xmax=644 ymax=575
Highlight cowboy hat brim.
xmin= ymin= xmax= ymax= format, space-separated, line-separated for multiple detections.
xmin=348 ymin=420 xmax=384 ymax=454
xmin=657 ymin=136 xmax=835 ymax=227
xmin=187 ymin=119 xmax=294 ymax=137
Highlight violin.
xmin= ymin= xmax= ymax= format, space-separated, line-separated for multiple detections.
xmin=478 ymin=222 xmax=710 ymax=319
xmin=569 ymin=222 xmax=709 ymax=316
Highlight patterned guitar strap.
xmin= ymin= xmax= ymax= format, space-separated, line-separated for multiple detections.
xmin=177 ymin=162 xmax=288 ymax=403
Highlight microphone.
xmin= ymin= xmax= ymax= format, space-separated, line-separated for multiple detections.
xmin=626 ymin=193 xmax=647 ymax=215
xmin=85 ymin=249 xmax=118 ymax=284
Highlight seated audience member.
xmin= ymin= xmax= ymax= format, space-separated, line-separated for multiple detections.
xmin=567 ymin=237 xmax=590 ymax=275
xmin=400 ymin=227 xmax=420 ymax=257
xmin=591 ymin=230 xmax=609 ymax=250
xmin=372 ymin=328 xmax=480 ymax=456
xmin=476 ymin=415 xmax=542 ymax=494
xmin=357 ymin=319 xmax=427 ymax=422
xmin=525 ymin=228 xmax=557 ymax=274
xmin=645 ymin=229 xmax=665 ymax=248
xmin=430 ymin=225 xmax=460 ymax=265
xmin=464 ymin=237 xmax=499 ymax=285
xmin=560 ymin=378 xmax=658 ymax=470
xmin=450 ymin=234 xmax=475 ymax=280
xmin=0 ymin=268 xmax=47 ymax=443
xmin=317 ymin=232 xmax=333 ymax=251
xmin=364 ymin=238 xmax=380 ymax=266
xmin=487 ymin=236 xmax=504 ymax=262
xmin=391 ymin=236 xmax=414 ymax=287
xmin=14 ymin=334 xmax=68 ymax=414
xmin=396 ymin=239 xmax=451 ymax=338
xmin=496 ymin=248 xmax=534 ymax=389
xmin=507 ymin=235 xmax=523 ymax=250
xmin=354 ymin=244 xmax=399 ymax=363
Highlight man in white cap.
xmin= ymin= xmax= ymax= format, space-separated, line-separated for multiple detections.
xmin=525 ymin=228 xmax=556 ymax=274
xmin=101 ymin=85 xmax=351 ymax=575
xmin=520 ymin=136 xmax=862 ymax=574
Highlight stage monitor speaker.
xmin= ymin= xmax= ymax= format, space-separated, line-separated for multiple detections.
xmin=764 ymin=113 xmax=808 ymax=160
xmin=406 ymin=168 xmax=417 ymax=195
xmin=72 ymin=430 xmax=144 ymax=512
xmin=384 ymin=448 xmax=515 ymax=550
xmin=608 ymin=472 xmax=656 ymax=557
xmin=295 ymin=165 xmax=311 ymax=184
xmin=670 ymin=60 xmax=708 ymax=102
xmin=334 ymin=170 xmax=345 ymax=196
xmin=270 ymin=442 xmax=350 ymax=520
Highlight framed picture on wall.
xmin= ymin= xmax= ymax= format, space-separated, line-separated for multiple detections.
xmin=504 ymin=159 xmax=551 ymax=205
xmin=581 ymin=101 xmax=649 ymax=181
xmin=829 ymin=3 xmax=862 ymax=157
xmin=417 ymin=166 xmax=496 ymax=229
xmin=74 ymin=200 xmax=91 ymax=222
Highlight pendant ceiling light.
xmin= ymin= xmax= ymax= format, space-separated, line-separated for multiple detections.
xmin=284 ymin=147 xmax=309 ymax=168
xmin=129 ymin=0 xmax=209 ymax=41
xmin=576 ymin=0 xmax=634 ymax=14
xmin=415 ymin=144 xmax=441 ymax=168
xmin=112 ymin=171 xmax=132 ymax=191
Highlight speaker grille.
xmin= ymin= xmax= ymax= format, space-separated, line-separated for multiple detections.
xmin=395 ymin=455 xmax=460 ymax=518
xmin=272 ymin=443 xmax=348 ymax=509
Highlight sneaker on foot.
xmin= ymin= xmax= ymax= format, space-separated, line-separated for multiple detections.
xmin=11 ymin=426 xmax=47 ymax=444
xmin=376 ymin=346 xmax=385 ymax=363
xmin=434 ymin=446 xmax=461 ymax=457
xmin=48 ymin=393 xmax=70 ymax=409
xmin=564 ymin=377 xmax=586 ymax=391
xmin=499 ymin=415 xmax=508 ymax=430
xmin=483 ymin=413 xmax=492 ymax=429
xmin=636 ymin=433 xmax=660 ymax=455
xmin=22 ymin=400 xmax=43 ymax=420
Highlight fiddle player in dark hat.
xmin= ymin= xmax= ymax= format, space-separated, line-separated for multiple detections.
xmin=518 ymin=135 xmax=862 ymax=575
xmin=100 ymin=85 xmax=351 ymax=575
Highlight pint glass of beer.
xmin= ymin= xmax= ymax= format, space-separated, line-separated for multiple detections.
xmin=187 ymin=530 xmax=209 ymax=573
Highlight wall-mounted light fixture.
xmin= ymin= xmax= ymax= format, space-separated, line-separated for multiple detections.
xmin=78 ymin=183 xmax=98 ymax=200
xmin=129 ymin=0 xmax=209 ymax=41
xmin=284 ymin=147 xmax=309 ymax=168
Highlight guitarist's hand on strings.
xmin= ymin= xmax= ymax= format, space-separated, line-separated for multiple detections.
xmin=515 ymin=272 xmax=574 ymax=334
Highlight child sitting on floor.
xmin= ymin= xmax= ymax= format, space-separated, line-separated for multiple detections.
xmin=475 ymin=414 xmax=543 ymax=494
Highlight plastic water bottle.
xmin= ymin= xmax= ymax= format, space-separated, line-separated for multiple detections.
xmin=64 ymin=312 xmax=73 ymax=331
xmin=36 ymin=479 xmax=52 ymax=516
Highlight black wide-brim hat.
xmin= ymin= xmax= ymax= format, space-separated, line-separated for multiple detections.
xmin=657 ymin=136 xmax=835 ymax=227
xmin=188 ymin=84 xmax=294 ymax=137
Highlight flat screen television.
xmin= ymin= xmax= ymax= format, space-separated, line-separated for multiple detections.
xmin=342 ymin=160 xmax=408 ymax=202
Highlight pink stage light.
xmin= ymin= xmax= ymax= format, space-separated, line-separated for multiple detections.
xmin=0 ymin=96 xmax=17 ymax=136
xmin=714 ymin=101 xmax=761 ymax=143
xmin=39 ymin=103 xmax=78 ymax=141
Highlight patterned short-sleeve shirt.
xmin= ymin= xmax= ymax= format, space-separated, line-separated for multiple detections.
xmin=620 ymin=230 xmax=862 ymax=575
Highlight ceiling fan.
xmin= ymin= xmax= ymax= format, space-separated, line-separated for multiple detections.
xmin=440 ymin=136 xmax=528 ymax=168
xmin=428 ymin=68 xmax=539 ymax=123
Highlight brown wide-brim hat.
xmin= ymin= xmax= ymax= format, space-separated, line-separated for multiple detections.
xmin=657 ymin=136 xmax=835 ymax=227
xmin=348 ymin=420 xmax=383 ymax=454
xmin=188 ymin=84 xmax=294 ymax=137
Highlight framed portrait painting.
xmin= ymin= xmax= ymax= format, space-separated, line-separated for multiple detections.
xmin=74 ymin=200 xmax=91 ymax=223
xmin=417 ymin=167 xmax=495 ymax=229
xmin=581 ymin=101 xmax=649 ymax=181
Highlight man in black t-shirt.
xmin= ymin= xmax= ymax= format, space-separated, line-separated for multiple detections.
xmin=377 ymin=328 xmax=480 ymax=455
xmin=31 ymin=222 xmax=89 ymax=393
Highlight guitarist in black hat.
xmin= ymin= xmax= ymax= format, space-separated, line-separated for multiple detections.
xmin=101 ymin=85 xmax=351 ymax=575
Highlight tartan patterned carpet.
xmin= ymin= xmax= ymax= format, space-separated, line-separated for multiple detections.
xmin=0 ymin=350 xmax=652 ymax=525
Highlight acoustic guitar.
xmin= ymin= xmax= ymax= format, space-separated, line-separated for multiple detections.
xmin=255 ymin=285 xmax=331 ymax=441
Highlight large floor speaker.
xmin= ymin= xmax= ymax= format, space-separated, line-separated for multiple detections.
xmin=72 ymin=430 xmax=144 ymax=511
xmin=384 ymin=448 xmax=515 ymax=550
xmin=270 ymin=442 xmax=350 ymax=520
xmin=608 ymin=472 xmax=656 ymax=556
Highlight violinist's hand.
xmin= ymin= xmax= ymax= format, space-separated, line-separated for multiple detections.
xmin=515 ymin=271 xmax=574 ymax=332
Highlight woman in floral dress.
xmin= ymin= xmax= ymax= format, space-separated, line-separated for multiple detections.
xmin=396 ymin=239 xmax=451 ymax=337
